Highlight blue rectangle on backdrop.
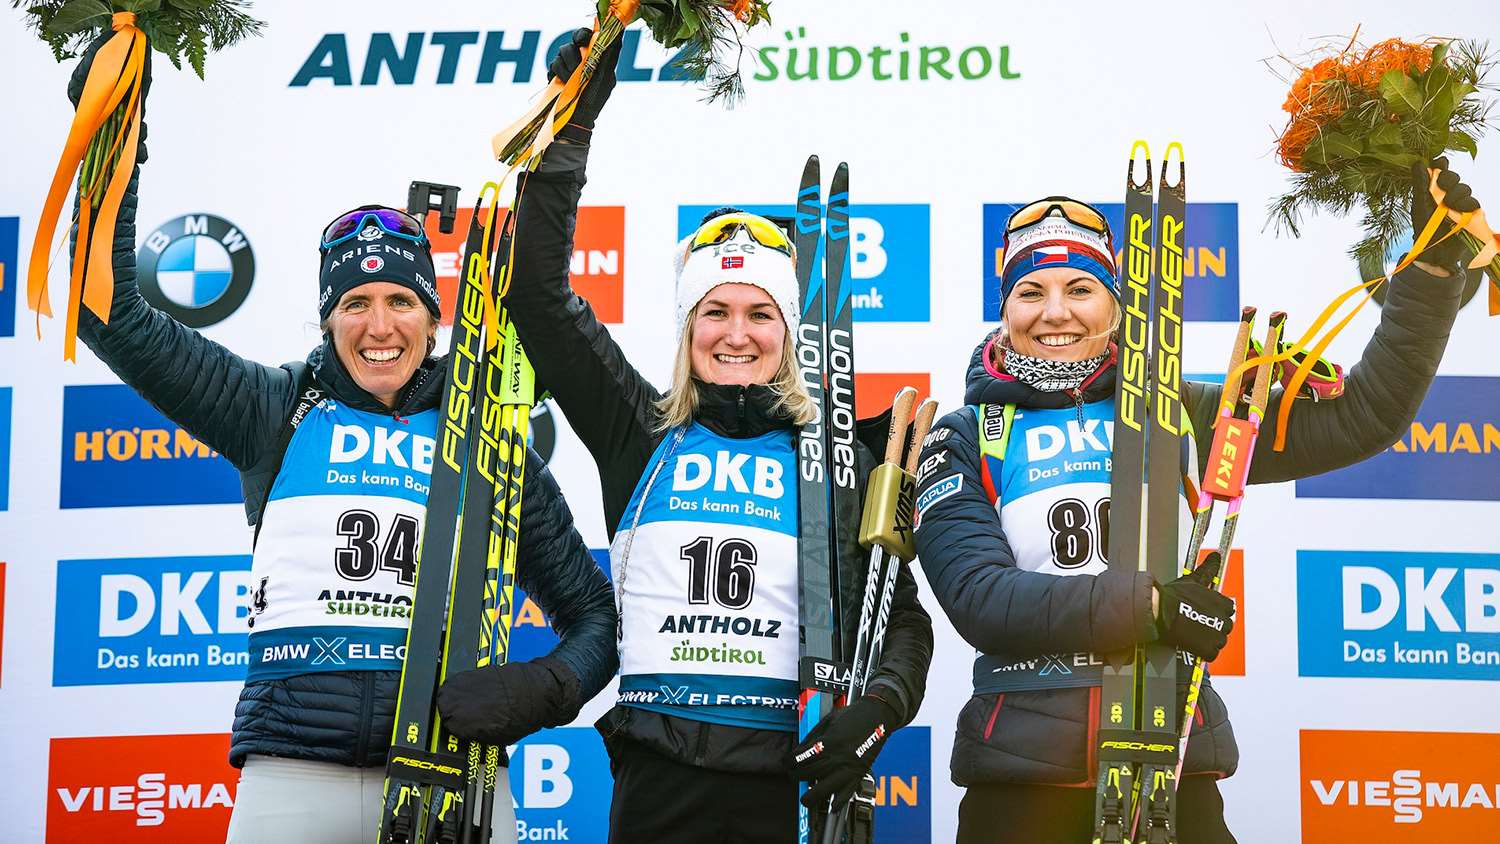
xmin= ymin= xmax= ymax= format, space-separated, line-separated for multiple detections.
xmin=507 ymin=550 xmax=611 ymax=662
xmin=1297 ymin=550 xmax=1500 ymax=681
xmin=1295 ymin=376 xmax=1500 ymax=502
xmin=678 ymin=204 xmax=931 ymax=322
xmin=981 ymin=202 xmax=1240 ymax=322
xmin=54 ymin=554 xmax=253 ymax=686
xmin=0 ymin=387 xmax=10 ymax=511
xmin=0 ymin=217 xmax=16 ymax=337
xmin=59 ymin=384 xmax=243 ymax=508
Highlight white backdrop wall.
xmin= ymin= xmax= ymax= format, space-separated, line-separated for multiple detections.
xmin=2 ymin=2 xmax=1498 ymax=842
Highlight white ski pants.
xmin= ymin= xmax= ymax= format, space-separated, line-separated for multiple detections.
xmin=224 ymin=755 xmax=517 ymax=844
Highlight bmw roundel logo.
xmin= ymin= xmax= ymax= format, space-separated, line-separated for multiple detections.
xmin=137 ymin=213 xmax=256 ymax=328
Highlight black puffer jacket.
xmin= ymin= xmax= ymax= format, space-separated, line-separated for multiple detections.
xmin=913 ymin=261 xmax=1467 ymax=786
xmin=503 ymin=145 xmax=934 ymax=774
xmin=73 ymin=80 xmax=618 ymax=769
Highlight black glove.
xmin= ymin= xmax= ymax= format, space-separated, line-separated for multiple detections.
xmin=436 ymin=656 xmax=582 ymax=747
xmin=1411 ymin=156 xmax=1480 ymax=267
xmin=789 ymin=694 xmax=899 ymax=811
xmin=68 ymin=32 xmax=152 ymax=163
xmin=546 ymin=26 xmax=621 ymax=136
xmin=1155 ymin=552 xmax=1236 ymax=661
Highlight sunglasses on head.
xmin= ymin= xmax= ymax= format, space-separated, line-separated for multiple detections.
xmin=689 ymin=212 xmax=794 ymax=257
xmin=1004 ymin=197 xmax=1112 ymax=239
xmin=320 ymin=206 xmax=429 ymax=253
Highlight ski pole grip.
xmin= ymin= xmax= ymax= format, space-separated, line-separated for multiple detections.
xmin=884 ymin=387 xmax=918 ymax=464
xmin=905 ymin=399 xmax=939 ymax=475
xmin=1216 ymin=306 xmax=1256 ymax=419
xmin=1250 ymin=313 xmax=1285 ymax=419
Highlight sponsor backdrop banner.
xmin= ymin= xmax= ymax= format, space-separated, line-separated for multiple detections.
xmin=2 ymin=2 xmax=1496 ymax=841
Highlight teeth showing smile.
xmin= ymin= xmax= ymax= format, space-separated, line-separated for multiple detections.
xmin=361 ymin=348 xmax=402 ymax=363
xmin=715 ymin=354 xmax=756 ymax=364
xmin=1037 ymin=335 xmax=1081 ymax=347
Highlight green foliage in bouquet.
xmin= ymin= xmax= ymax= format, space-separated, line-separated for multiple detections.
xmin=16 ymin=0 xmax=263 ymax=78
xmin=1271 ymin=37 xmax=1496 ymax=266
xmin=599 ymin=0 xmax=772 ymax=103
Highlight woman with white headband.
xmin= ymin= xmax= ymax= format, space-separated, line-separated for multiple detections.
xmin=492 ymin=30 xmax=934 ymax=844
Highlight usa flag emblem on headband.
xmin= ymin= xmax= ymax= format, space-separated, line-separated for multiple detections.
xmin=1032 ymin=245 xmax=1070 ymax=266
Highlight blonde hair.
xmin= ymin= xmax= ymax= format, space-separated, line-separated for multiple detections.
xmin=655 ymin=305 xmax=819 ymax=432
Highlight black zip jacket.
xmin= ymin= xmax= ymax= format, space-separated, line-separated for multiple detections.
xmin=75 ymin=155 xmax=619 ymax=769
xmin=503 ymin=146 xmax=934 ymax=774
xmin=913 ymin=261 xmax=1468 ymax=786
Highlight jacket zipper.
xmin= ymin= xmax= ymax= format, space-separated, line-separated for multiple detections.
xmin=982 ymin=694 xmax=1006 ymax=741
xmin=693 ymin=720 xmax=711 ymax=767
xmin=356 ymin=672 xmax=375 ymax=766
xmin=1071 ymin=387 xmax=1085 ymax=424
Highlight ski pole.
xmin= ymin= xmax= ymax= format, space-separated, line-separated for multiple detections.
xmin=1181 ymin=307 xmax=1256 ymax=567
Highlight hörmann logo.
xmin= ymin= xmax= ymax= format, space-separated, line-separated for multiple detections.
xmin=982 ymin=203 xmax=1241 ymax=322
xmin=137 ymin=214 xmax=255 ymax=328
xmin=60 ymin=385 xmax=241 ymax=508
xmin=1297 ymin=376 xmax=1500 ymax=501
xmin=424 ymin=206 xmax=625 ymax=325
xmin=53 ymin=555 xmax=253 ymax=686
xmin=1297 ymin=550 xmax=1500 ymax=681
xmin=1301 ymin=730 xmax=1500 ymax=840
xmin=47 ymin=733 xmax=237 ymax=841
xmin=290 ymin=27 xmax=1020 ymax=89
xmin=679 ymin=204 xmax=931 ymax=321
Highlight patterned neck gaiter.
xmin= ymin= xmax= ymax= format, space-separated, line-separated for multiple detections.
xmin=1002 ymin=348 xmax=1109 ymax=393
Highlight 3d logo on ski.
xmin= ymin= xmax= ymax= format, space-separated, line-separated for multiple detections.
xmin=1296 ymin=377 xmax=1500 ymax=501
xmin=0 ymin=216 xmax=17 ymax=337
xmin=136 ymin=214 xmax=256 ymax=329
xmin=424 ymin=206 xmax=625 ymax=325
xmin=0 ymin=386 xmax=11 ymax=511
xmin=291 ymin=28 xmax=1022 ymax=88
xmin=981 ymin=202 xmax=1240 ymax=322
xmin=53 ymin=555 xmax=253 ymax=686
xmin=678 ymin=204 xmax=931 ymax=321
xmin=46 ymin=733 xmax=237 ymax=841
xmin=1297 ymin=550 xmax=1500 ymax=681
xmin=1300 ymin=730 xmax=1500 ymax=841
xmin=59 ymin=385 xmax=242 ymax=508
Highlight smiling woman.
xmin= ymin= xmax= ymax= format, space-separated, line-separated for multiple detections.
xmin=322 ymin=282 xmax=439 ymax=408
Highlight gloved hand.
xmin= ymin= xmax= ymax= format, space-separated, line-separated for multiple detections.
xmin=68 ymin=31 xmax=152 ymax=162
xmin=437 ymin=656 xmax=582 ymax=747
xmin=546 ymin=26 xmax=622 ymax=135
xmin=1155 ymin=552 xmax=1236 ymax=661
xmin=1410 ymin=156 xmax=1480 ymax=267
xmin=789 ymin=694 xmax=899 ymax=810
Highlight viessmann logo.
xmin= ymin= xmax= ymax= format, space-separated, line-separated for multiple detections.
xmin=1301 ymin=730 xmax=1500 ymax=841
xmin=59 ymin=384 xmax=242 ymax=508
xmin=423 ymin=206 xmax=625 ymax=325
xmin=981 ymin=202 xmax=1240 ymax=322
xmin=47 ymin=733 xmax=237 ymax=841
xmin=53 ymin=555 xmax=253 ymax=686
xmin=678 ymin=205 xmax=931 ymax=322
xmin=290 ymin=27 xmax=1021 ymax=87
xmin=1296 ymin=376 xmax=1500 ymax=501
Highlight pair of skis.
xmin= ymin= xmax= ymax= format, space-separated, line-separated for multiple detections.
xmin=379 ymin=182 xmax=537 ymax=844
xmin=1093 ymin=142 xmax=1188 ymax=844
xmin=794 ymin=154 xmax=859 ymax=844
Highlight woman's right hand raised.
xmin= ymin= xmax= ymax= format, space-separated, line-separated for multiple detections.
xmin=67 ymin=31 xmax=152 ymax=162
xmin=548 ymin=26 xmax=622 ymax=136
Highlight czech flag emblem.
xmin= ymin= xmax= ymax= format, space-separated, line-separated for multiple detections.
xmin=1032 ymin=245 xmax=1069 ymax=267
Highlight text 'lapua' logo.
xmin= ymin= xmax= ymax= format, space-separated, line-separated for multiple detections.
xmin=678 ymin=204 xmax=932 ymax=322
xmin=1297 ymin=550 xmax=1500 ymax=681
xmin=1301 ymin=730 xmax=1500 ymax=840
xmin=137 ymin=214 xmax=255 ymax=329
xmin=424 ymin=206 xmax=624 ymax=325
xmin=673 ymin=451 xmax=785 ymax=499
xmin=60 ymin=385 xmax=241 ymax=509
xmin=47 ymin=733 xmax=237 ymax=841
xmin=53 ymin=555 xmax=253 ymax=687
xmin=1297 ymin=376 xmax=1500 ymax=502
xmin=981 ymin=202 xmax=1239 ymax=322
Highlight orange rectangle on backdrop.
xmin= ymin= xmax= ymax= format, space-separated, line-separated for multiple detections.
xmin=1301 ymin=730 xmax=1500 ymax=841
xmin=425 ymin=205 xmax=624 ymax=326
xmin=1203 ymin=547 xmax=1244 ymax=677
xmin=855 ymin=373 xmax=931 ymax=420
xmin=47 ymin=733 xmax=237 ymax=842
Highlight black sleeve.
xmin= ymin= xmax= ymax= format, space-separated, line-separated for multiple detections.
xmin=864 ymin=561 xmax=934 ymax=727
xmin=911 ymin=409 xmax=1157 ymax=658
xmin=74 ymin=164 xmax=294 ymax=473
xmin=515 ymin=448 xmax=619 ymax=701
xmin=1184 ymin=262 xmax=1467 ymax=483
xmin=505 ymin=152 xmax=663 ymax=528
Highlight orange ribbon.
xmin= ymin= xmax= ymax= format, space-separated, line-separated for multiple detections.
xmin=27 ymin=12 xmax=147 ymax=360
xmin=1226 ymin=170 xmax=1477 ymax=451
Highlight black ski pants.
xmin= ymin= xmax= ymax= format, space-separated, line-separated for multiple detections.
xmin=607 ymin=736 xmax=798 ymax=843
xmin=956 ymin=775 xmax=1237 ymax=843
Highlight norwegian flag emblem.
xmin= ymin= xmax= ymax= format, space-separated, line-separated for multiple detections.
xmin=360 ymin=255 xmax=385 ymax=274
xmin=722 ymin=256 xmax=745 ymax=270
